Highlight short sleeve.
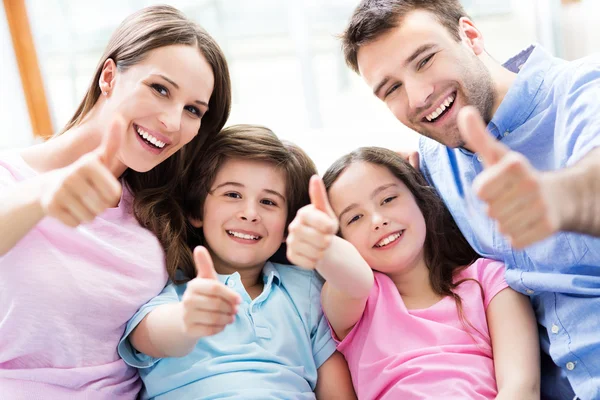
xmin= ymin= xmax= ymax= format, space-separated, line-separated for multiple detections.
xmin=559 ymin=64 xmax=600 ymax=166
xmin=475 ymin=258 xmax=509 ymax=309
xmin=117 ymin=283 xmax=180 ymax=368
xmin=308 ymin=273 xmax=337 ymax=368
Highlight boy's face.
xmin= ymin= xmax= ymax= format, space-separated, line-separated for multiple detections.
xmin=356 ymin=10 xmax=495 ymax=148
xmin=196 ymin=158 xmax=288 ymax=273
xmin=328 ymin=161 xmax=427 ymax=275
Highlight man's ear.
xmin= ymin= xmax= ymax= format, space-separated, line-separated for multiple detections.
xmin=98 ymin=58 xmax=118 ymax=95
xmin=189 ymin=217 xmax=203 ymax=228
xmin=458 ymin=17 xmax=485 ymax=56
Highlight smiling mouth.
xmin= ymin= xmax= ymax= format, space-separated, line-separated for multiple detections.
xmin=227 ymin=230 xmax=262 ymax=241
xmin=374 ymin=230 xmax=404 ymax=248
xmin=423 ymin=92 xmax=456 ymax=123
xmin=134 ymin=123 xmax=167 ymax=149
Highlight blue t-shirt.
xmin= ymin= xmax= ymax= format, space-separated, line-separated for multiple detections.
xmin=419 ymin=45 xmax=600 ymax=400
xmin=118 ymin=262 xmax=336 ymax=400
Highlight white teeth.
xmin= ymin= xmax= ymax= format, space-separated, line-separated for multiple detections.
xmin=136 ymin=126 xmax=166 ymax=149
xmin=375 ymin=232 xmax=402 ymax=248
xmin=227 ymin=230 xmax=260 ymax=240
xmin=426 ymin=94 xmax=455 ymax=122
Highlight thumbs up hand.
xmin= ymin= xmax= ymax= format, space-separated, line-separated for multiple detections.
xmin=286 ymin=175 xmax=339 ymax=270
xmin=180 ymin=246 xmax=241 ymax=339
xmin=458 ymin=106 xmax=561 ymax=248
xmin=39 ymin=117 xmax=124 ymax=227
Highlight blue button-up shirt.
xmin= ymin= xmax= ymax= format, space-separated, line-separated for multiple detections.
xmin=118 ymin=262 xmax=336 ymax=400
xmin=420 ymin=45 xmax=600 ymax=400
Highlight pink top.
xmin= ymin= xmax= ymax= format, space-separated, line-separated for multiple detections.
xmin=335 ymin=258 xmax=508 ymax=400
xmin=0 ymin=151 xmax=168 ymax=400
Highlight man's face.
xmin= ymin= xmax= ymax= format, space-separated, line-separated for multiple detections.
xmin=357 ymin=10 xmax=495 ymax=148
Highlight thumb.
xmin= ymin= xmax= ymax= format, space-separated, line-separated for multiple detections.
xmin=194 ymin=246 xmax=218 ymax=280
xmin=96 ymin=116 xmax=124 ymax=170
xmin=457 ymin=106 xmax=508 ymax=167
xmin=309 ymin=175 xmax=334 ymax=218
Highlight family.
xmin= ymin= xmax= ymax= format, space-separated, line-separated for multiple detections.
xmin=1 ymin=1 xmax=599 ymax=399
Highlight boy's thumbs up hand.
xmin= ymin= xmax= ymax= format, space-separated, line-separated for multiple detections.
xmin=458 ymin=106 xmax=560 ymax=248
xmin=180 ymin=246 xmax=241 ymax=339
xmin=287 ymin=175 xmax=339 ymax=270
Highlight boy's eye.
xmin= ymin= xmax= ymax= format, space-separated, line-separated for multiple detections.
xmin=348 ymin=215 xmax=361 ymax=225
xmin=382 ymin=196 xmax=397 ymax=205
xmin=151 ymin=83 xmax=169 ymax=96
xmin=225 ymin=192 xmax=241 ymax=199
xmin=260 ymin=199 xmax=277 ymax=206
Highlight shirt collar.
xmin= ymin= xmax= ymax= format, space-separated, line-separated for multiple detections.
xmin=261 ymin=261 xmax=281 ymax=286
xmin=489 ymin=44 xmax=551 ymax=137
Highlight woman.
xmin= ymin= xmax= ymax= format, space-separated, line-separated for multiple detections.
xmin=0 ymin=5 xmax=231 ymax=399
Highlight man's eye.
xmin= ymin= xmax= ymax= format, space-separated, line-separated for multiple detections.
xmin=418 ymin=54 xmax=434 ymax=70
xmin=385 ymin=83 xmax=401 ymax=98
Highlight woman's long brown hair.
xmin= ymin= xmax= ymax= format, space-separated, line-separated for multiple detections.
xmin=58 ymin=5 xmax=232 ymax=280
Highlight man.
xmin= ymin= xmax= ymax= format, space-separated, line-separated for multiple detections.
xmin=341 ymin=1 xmax=600 ymax=399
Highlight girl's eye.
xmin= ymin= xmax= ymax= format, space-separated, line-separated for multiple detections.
xmin=382 ymin=196 xmax=397 ymax=205
xmin=418 ymin=54 xmax=434 ymax=70
xmin=151 ymin=83 xmax=169 ymax=96
xmin=185 ymin=105 xmax=202 ymax=117
xmin=225 ymin=192 xmax=241 ymax=199
xmin=348 ymin=215 xmax=361 ymax=225
xmin=260 ymin=199 xmax=277 ymax=206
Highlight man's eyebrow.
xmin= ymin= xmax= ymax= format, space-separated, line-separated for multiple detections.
xmin=404 ymin=44 xmax=436 ymax=67
xmin=153 ymin=73 xmax=209 ymax=108
xmin=373 ymin=44 xmax=436 ymax=98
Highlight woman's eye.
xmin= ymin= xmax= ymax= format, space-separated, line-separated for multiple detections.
xmin=185 ymin=105 xmax=202 ymax=117
xmin=225 ymin=192 xmax=241 ymax=199
xmin=382 ymin=196 xmax=397 ymax=205
xmin=348 ymin=215 xmax=361 ymax=225
xmin=151 ymin=83 xmax=169 ymax=96
xmin=418 ymin=54 xmax=433 ymax=70
xmin=260 ymin=199 xmax=277 ymax=206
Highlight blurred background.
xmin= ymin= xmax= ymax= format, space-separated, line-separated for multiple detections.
xmin=1 ymin=0 xmax=599 ymax=172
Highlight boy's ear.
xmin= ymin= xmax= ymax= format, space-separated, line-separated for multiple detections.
xmin=189 ymin=217 xmax=203 ymax=228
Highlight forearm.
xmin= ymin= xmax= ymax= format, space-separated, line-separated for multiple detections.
xmin=0 ymin=178 xmax=45 ymax=256
xmin=548 ymin=148 xmax=600 ymax=235
xmin=130 ymin=303 xmax=198 ymax=358
xmin=316 ymin=236 xmax=373 ymax=299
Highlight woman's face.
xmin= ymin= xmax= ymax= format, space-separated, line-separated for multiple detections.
xmin=99 ymin=44 xmax=214 ymax=173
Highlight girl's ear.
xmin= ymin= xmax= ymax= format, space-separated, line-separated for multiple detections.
xmin=189 ymin=217 xmax=203 ymax=228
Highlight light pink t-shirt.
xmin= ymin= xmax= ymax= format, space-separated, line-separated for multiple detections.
xmin=335 ymin=258 xmax=508 ymax=400
xmin=0 ymin=151 xmax=169 ymax=400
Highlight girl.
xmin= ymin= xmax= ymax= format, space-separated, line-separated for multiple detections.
xmin=286 ymin=147 xmax=540 ymax=400
xmin=118 ymin=125 xmax=356 ymax=400
xmin=0 ymin=6 xmax=231 ymax=399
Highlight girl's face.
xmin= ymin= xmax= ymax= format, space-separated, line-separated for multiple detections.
xmin=99 ymin=44 xmax=214 ymax=173
xmin=193 ymin=158 xmax=288 ymax=273
xmin=328 ymin=161 xmax=427 ymax=274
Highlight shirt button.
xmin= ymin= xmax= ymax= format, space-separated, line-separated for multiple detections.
xmin=227 ymin=280 xmax=236 ymax=288
xmin=476 ymin=155 xmax=483 ymax=162
xmin=503 ymin=131 xmax=509 ymax=137
xmin=551 ymin=324 xmax=559 ymax=334
xmin=525 ymin=289 xmax=534 ymax=295
xmin=566 ymin=361 xmax=576 ymax=371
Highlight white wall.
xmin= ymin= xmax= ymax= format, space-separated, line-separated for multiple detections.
xmin=0 ymin=1 xmax=34 ymax=150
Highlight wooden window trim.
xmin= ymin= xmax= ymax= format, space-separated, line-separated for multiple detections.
xmin=4 ymin=0 xmax=53 ymax=137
